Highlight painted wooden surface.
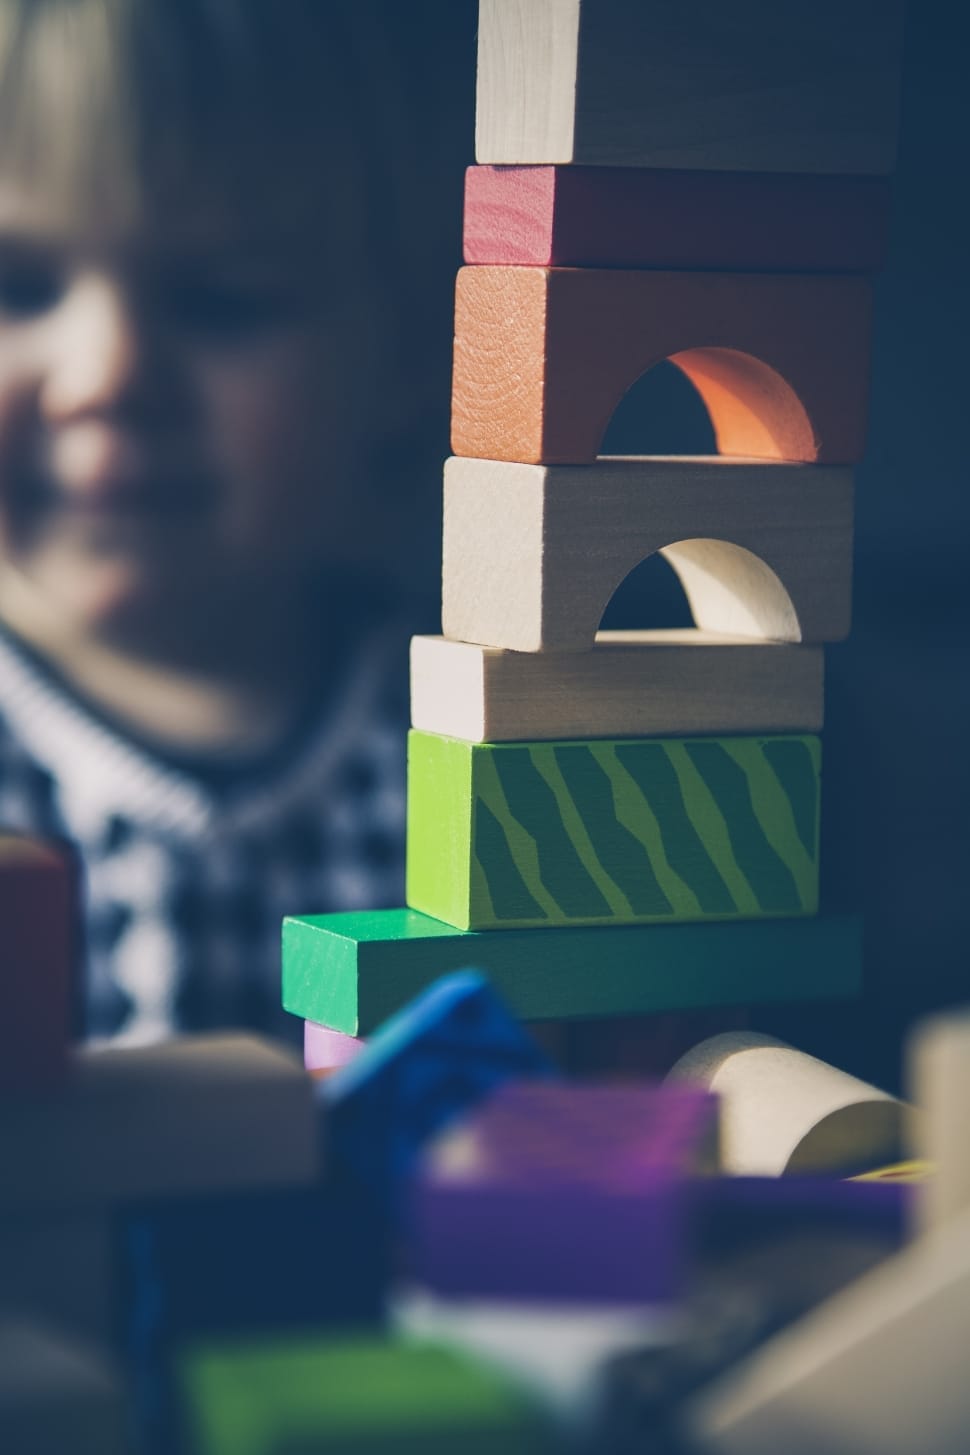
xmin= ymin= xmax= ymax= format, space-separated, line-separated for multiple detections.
xmin=464 ymin=166 xmax=891 ymax=271
xmin=476 ymin=0 xmax=904 ymax=174
xmin=669 ymin=1032 xmax=905 ymax=1177
xmin=281 ymin=909 xmax=861 ymax=1037
xmin=319 ymin=970 xmax=550 ymax=1212
xmin=303 ymin=1021 xmax=366 ymax=1073
xmin=179 ymin=1334 xmax=548 ymax=1455
xmin=452 ymin=266 xmax=872 ymax=465
xmin=0 ymin=832 xmax=76 ymax=1090
xmin=0 ymin=1034 xmax=317 ymax=1211
xmin=687 ymin=1205 xmax=970 ymax=1455
xmin=412 ymin=1080 xmax=718 ymax=1303
xmin=442 ymin=457 xmax=853 ymax=652
xmin=407 ymin=729 xmax=820 ymax=931
xmin=411 ymin=632 xmax=825 ymax=742
xmin=909 ymin=1008 xmax=970 ymax=1235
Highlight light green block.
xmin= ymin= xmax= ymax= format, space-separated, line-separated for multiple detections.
xmin=179 ymin=1335 xmax=548 ymax=1455
xmin=281 ymin=908 xmax=862 ymax=1036
xmin=407 ymin=729 xmax=820 ymax=930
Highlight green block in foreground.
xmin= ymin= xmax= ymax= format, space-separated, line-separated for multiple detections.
xmin=407 ymin=729 xmax=820 ymax=930
xmin=179 ymin=1335 xmax=547 ymax=1455
xmin=282 ymin=908 xmax=862 ymax=1036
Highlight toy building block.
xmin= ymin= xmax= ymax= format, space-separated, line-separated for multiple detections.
xmin=304 ymin=1021 xmax=366 ymax=1074
xmin=318 ymin=970 xmax=552 ymax=1211
xmin=686 ymin=1204 xmax=970 ymax=1455
xmin=669 ymin=1032 xmax=905 ymax=1177
xmin=282 ymin=908 xmax=863 ymax=1037
xmin=908 ymin=1008 xmax=970 ymax=1235
xmin=410 ymin=1080 xmax=718 ymax=1304
xmin=464 ymin=166 xmax=891 ymax=272
xmin=0 ymin=832 xmax=77 ymax=1090
xmin=411 ymin=632 xmax=825 ymax=743
xmin=392 ymin=1285 xmax=680 ymax=1429
xmin=407 ymin=730 xmax=820 ymax=931
xmin=442 ymin=457 xmax=853 ymax=652
xmin=475 ymin=0 xmax=904 ymax=174
xmin=0 ymin=1208 xmax=115 ymax=1346
xmin=0 ymin=1319 xmax=130 ymax=1455
xmin=0 ymin=1034 xmax=317 ymax=1211
xmin=452 ymin=267 xmax=872 ymax=465
xmin=178 ymin=1334 xmax=550 ymax=1455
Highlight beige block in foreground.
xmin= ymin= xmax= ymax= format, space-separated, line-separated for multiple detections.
xmin=0 ymin=1033 xmax=318 ymax=1211
xmin=909 ymin=1007 xmax=970 ymax=1234
xmin=411 ymin=631 xmax=824 ymax=742
xmin=689 ymin=1205 xmax=970 ymax=1455
xmin=668 ymin=1032 xmax=905 ymax=1176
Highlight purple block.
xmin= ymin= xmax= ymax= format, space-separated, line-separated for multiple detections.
xmin=410 ymin=1080 xmax=717 ymax=1305
xmin=304 ymin=1021 xmax=366 ymax=1073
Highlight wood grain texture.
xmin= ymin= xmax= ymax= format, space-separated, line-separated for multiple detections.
xmin=463 ymin=166 xmax=891 ymax=272
xmin=411 ymin=631 xmax=825 ymax=742
xmin=412 ymin=1081 xmax=718 ymax=1303
xmin=282 ymin=908 xmax=862 ymax=1036
xmin=0 ymin=1035 xmax=317 ymax=1211
xmin=476 ymin=0 xmax=904 ymax=174
xmin=442 ymin=456 xmax=853 ymax=651
xmin=687 ymin=1205 xmax=970 ymax=1455
xmin=909 ymin=1009 xmax=970 ymax=1235
xmin=407 ymin=729 xmax=820 ymax=931
xmin=668 ymin=1032 xmax=905 ymax=1177
xmin=452 ymin=267 xmax=872 ymax=465
xmin=0 ymin=832 xmax=76 ymax=1091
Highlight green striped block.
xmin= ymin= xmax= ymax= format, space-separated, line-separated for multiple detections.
xmin=406 ymin=730 xmax=820 ymax=931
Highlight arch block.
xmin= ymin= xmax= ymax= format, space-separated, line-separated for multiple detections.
xmin=451 ymin=266 xmax=872 ymax=465
xmin=406 ymin=729 xmax=821 ymax=931
xmin=442 ymin=456 xmax=852 ymax=652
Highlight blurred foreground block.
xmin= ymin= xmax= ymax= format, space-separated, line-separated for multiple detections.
xmin=0 ymin=1319 xmax=129 ymax=1455
xmin=412 ymin=1080 xmax=717 ymax=1304
xmin=909 ymin=1007 xmax=970 ymax=1234
xmin=179 ymin=1335 xmax=551 ymax=1454
xmin=0 ymin=832 xmax=76 ymax=1090
xmin=283 ymin=910 xmax=862 ymax=1035
xmin=687 ymin=1204 xmax=970 ymax=1455
xmin=0 ymin=1034 xmax=317 ymax=1210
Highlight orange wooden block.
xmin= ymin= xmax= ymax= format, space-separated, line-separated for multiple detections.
xmin=452 ymin=267 xmax=872 ymax=465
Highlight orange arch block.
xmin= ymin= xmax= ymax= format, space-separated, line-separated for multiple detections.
xmin=452 ymin=267 xmax=872 ymax=465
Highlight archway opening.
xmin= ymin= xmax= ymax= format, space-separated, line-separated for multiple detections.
xmin=599 ymin=348 xmax=816 ymax=462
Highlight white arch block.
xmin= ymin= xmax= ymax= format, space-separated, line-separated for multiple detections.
xmin=668 ymin=1032 xmax=904 ymax=1176
xmin=442 ymin=456 xmax=852 ymax=652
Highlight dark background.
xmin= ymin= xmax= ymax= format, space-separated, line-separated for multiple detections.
xmin=425 ymin=2 xmax=969 ymax=1094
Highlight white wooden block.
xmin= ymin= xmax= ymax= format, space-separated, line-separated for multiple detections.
xmin=688 ymin=1205 xmax=970 ymax=1455
xmin=0 ymin=1034 xmax=318 ymax=1210
xmin=442 ymin=456 xmax=853 ymax=652
xmin=909 ymin=1008 xmax=970 ymax=1235
xmin=476 ymin=0 xmax=904 ymax=174
xmin=0 ymin=1320 xmax=129 ymax=1455
xmin=410 ymin=631 xmax=824 ymax=742
xmin=668 ymin=1032 xmax=904 ymax=1176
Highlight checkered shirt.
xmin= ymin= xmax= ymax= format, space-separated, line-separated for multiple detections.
xmin=0 ymin=622 xmax=408 ymax=1047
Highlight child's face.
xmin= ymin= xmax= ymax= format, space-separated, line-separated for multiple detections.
xmin=0 ymin=176 xmax=391 ymax=646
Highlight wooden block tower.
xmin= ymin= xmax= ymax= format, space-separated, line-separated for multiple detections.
xmin=283 ymin=0 xmax=904 ymax=1059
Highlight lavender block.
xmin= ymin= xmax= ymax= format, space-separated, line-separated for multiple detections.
xmin=303 ymin=1022 xmax=366 ymax=1073
xmin=411 ymin=1081 xmax=718 ymax=1305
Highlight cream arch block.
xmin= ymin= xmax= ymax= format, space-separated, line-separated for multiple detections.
xmin=442 ymin=456 xmax=852 ymax=652
xmin=668 ymin=1031 xmax=904 ymax=1176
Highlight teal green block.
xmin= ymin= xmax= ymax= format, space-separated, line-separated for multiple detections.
xmin=406 ymin=729 xmax=821 ymax=931
xmin=179 ymin=1335 xmax=547 ymax=1455
xmin=281 ymin=908 xmax=862 ymax=1036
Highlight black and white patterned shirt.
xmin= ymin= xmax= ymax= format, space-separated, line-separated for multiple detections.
xmin=0 ymin=619 xmax=409 ymax=1047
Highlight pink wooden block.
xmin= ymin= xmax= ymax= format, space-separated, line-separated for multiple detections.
xmin=303 ymin=1021 xmax=366 ymax=1073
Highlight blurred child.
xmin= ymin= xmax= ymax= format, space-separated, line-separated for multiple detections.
xmin=0 ymin=0 xmax=468 ymax=1044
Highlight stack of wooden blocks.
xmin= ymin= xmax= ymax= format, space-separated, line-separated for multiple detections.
xmin=282 ymin=0 xmax=904 ymax=1068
